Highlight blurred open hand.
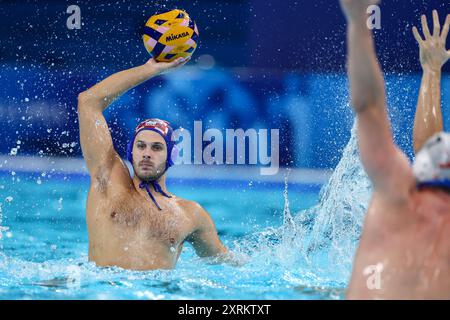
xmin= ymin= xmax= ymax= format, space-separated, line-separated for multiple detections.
xmin=413 ymin=10 xmax=450 ymax=71
xmin=339 ymin=0 xmax=380 ymax=22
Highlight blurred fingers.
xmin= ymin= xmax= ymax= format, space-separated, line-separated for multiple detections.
xmin=441 ymin=14 xmax=450 ymax=41
xmin=432 ymin=10 xmax=440 ymax=37
xmin=412 ymin=26 xmax=424 ymax=45
xmin=421 ymin=14 xmax=432 ymax=39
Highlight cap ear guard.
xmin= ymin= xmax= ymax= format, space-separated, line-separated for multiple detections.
xmin=164 ymin=138 xmax=175 ymax=168
xmin=170 ymin=144 xmax=179 ymax=165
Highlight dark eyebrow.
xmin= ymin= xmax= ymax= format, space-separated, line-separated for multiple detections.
xmin=136 ymin=140 xmax=164 ymax=146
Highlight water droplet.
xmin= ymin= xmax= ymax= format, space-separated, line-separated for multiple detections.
xmin=57 ymin=197 xmax=63 ymax=212
xmin=10 ymin=148 xmax=18 ymax=156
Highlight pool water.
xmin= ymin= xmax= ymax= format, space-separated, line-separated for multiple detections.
xmin=0 ymin=125 xmax=371 ymax=300
xmin=0 ymin=173 xmax=329 ymax=300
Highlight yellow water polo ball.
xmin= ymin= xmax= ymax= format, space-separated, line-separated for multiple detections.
xmin=142 ymin=9 xmax=199 ymax=62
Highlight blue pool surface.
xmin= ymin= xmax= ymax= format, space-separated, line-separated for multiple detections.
xmin=0 ymin=170 xmax=349 ymax=300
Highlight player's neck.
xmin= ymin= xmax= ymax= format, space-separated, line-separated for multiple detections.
xmin=133 ymin=175 xmax=168 ymax=194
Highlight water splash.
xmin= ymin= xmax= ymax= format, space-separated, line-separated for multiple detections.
xmin=296 ymin=120 xmax=372 ymax=280
xmin=0 ymin=204 xmax=9 ymax=240
xmin=281 ymin=169 xmax=297 ymax=239
xmin=233 ymin=120 xmax=372 ymax=285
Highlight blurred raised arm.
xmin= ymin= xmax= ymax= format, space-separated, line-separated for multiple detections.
xmin=412 ymin=11 xmax=450 ymax=154
xmin=340 ymin=0 xmax=414 ymax=200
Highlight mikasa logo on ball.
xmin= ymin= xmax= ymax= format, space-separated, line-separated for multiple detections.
xmin=166 ymin=32 xmax=189 ymax=42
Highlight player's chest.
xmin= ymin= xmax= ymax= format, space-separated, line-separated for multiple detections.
xmin=105 ymin=193 xmax=192 ymax=244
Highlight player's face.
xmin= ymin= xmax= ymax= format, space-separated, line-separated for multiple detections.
xmin=132 ymin=130 xmax=167 ymax=181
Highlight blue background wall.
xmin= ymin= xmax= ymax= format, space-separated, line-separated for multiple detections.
xmin=0 ymin=0 xmax=449 ymax=169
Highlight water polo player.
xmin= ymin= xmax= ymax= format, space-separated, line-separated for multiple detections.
xmin=77 ymin=57 xmax=231 ymax=270
xmin=339 ymin=0 xmax=450 ymax=299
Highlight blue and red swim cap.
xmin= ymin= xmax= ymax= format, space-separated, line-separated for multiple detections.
xmin=413 ymin=132 xmax=450 ymax=189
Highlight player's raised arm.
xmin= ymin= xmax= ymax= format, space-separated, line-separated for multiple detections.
xmin=340 ymin=0 xmax=414 ymax=200
xmin=412 ymin=11 xmax=450 ymax=154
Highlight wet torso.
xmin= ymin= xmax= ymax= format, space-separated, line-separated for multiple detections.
xmin=86 ymin=179 xmax=196 ymax=270
xmin=347 ymin=188 xmax=450 ymax=299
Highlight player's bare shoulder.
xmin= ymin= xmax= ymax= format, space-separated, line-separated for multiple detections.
xmin=170 ymin=197 xmax=207 ymax=226
xmin=171 ymin=197 xmax=202 ymax=216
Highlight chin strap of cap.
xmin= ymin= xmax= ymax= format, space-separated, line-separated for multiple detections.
xmin=139 ymin=180 xmax=172 ymax=211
